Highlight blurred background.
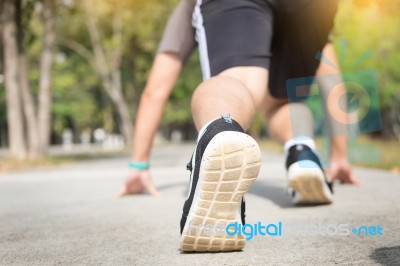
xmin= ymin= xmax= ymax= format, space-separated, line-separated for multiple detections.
xmin=0 ymin=0 xmax=399 ymax=172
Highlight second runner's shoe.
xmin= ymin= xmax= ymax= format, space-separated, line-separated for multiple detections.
xmin=286 ymin=144 xmax=333 ymax=205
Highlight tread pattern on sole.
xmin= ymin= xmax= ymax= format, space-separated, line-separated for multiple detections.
xmin=180 ymin=132 xmax=261 ymax=252
xmin=287 ymin=161 xmax=333 ymax=205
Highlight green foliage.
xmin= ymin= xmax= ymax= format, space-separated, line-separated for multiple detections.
xmin=52 ymin=54 xmax=101 ymax=136
xmin=54 ymin=0 xmax=187 ymax=136
xmin=27 ymin=0 xmax=189 ymax=141
xmin=1 ymin=0 xmax=399 ymax=146
xmin=305 ymin=0 xmax=400 ymax=138
xmin=334 ymin=0 xmax=400 ymax=109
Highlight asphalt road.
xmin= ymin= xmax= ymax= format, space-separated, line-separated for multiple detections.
xmin=1 ymin=143 xmax=399 ymax=265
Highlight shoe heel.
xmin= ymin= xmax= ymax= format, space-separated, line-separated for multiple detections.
xmin=180 ymin=131 xmax=261 ymax=252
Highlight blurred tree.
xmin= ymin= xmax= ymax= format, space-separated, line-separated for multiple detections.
xmin=21 ymin=0 xmax=56 ymax=158
xmin=55 ymin=0 xmax=179 ymax=145
xmin=1 ymin=0 xmax=27 ymax=159
xmin=37 ymin=0 xmax=56 ymax=155
xmin=1 ymin=0 xmax=56 ymax=159
xmin=3 ymin=0 xmax=397 ymax=156
xmin=82 ymin=0 xmax=133 ymax=145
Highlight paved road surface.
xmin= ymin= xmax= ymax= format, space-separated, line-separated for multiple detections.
xmin=1 ymin=144 xmax=399 ymax=265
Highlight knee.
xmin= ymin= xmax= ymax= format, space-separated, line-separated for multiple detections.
xmin=192 ymin=76 xmax=252 ymax=104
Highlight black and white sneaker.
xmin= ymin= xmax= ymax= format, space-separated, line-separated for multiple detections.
xmin=286 ymin=144 xmax=333 ymax=205
xmin=180 ymin=116 xmax=261 ymax=252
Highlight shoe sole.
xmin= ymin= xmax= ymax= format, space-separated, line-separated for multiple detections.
xmin=180 ymin=131 xmax=261 ymax=252
xmin=287 ymin=161 xmax=333 ymax=205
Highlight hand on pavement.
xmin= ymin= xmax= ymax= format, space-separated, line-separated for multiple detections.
xmin=327 ymin=159 xmax=362 ymax=185
xmin=118 ymin=169 xmax=161 ymax=197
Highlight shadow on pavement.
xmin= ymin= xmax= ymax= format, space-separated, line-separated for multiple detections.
xmin=249 ymin=181 xmax=292 ymax=208
xmin=180 ymin=180 xmax=333 ymax=209
xmin=249 ymin=181 xmax=336 ymax=209
xmin=370 ymin=245 xmax=400 ymax=266
xmin=181 ymin=181 xmax=291 ymax=207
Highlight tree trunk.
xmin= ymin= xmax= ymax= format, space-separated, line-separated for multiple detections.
xmin=83 ymin=0 xmax=133 ymax=146
xmin=19 ymin=55 xmax=40 ymax=158
xmin=2 ymin=0 xmax=27 ymax=159
xmin=37 ymin=0 xmax=55 ymax=155
xmin=111 ymin=14 xmax=132 ymax=145
xmin=112 ymin=79 xmax=133 ymax=146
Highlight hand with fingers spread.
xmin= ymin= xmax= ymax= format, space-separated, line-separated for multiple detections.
xmin=328 ymin=159 xmax=362 ymax=185
xmin=118 ymin=169 xmax=161 ymax=197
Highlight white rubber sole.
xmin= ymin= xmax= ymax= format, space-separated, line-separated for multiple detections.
xmin=180 ymin=131 xmax=261 ymax=252
xmin=287 ymin=161 xmax=333 ymax=205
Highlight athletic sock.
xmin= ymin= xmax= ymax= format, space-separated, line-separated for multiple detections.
xmin=284 ymin=136 xmax=316 ymax=158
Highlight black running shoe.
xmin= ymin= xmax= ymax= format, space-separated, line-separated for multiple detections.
xmin=286 ymin=144 xmax=333 ymax=205
xmin=180 ymin=116 xmax=261 ymax=252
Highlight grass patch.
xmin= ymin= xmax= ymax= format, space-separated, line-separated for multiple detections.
xmin=348 ymin=136 xmax=400 ymax=172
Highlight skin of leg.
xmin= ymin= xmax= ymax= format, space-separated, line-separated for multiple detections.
xmin=262 ymin=86 xmax=293 ymax=143
xmin=265 ymin=100 xmax=314 ymax=144
xmin=191 ymin=66 xmax=268 ymax=131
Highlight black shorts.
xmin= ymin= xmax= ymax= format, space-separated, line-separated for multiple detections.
xmin=193 ymin=0 xmax=338 ymax=98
